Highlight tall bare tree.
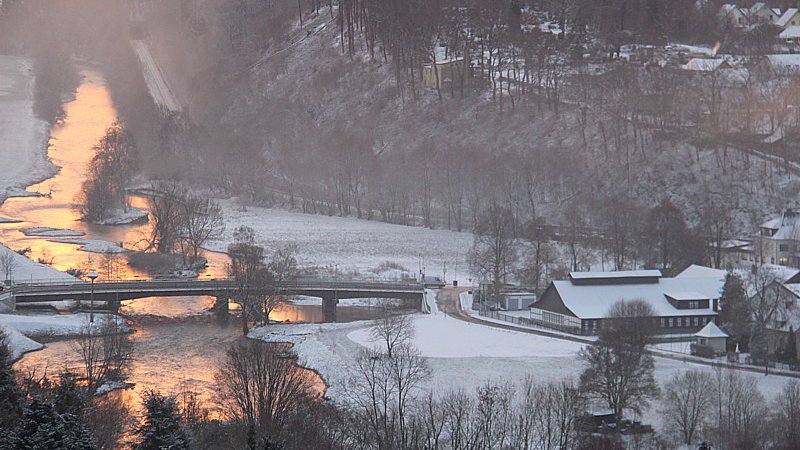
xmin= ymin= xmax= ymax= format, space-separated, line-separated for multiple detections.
xmin=468 ymin=205 xmax=517 ymax=303
xmin=662 ymin=370 xmax=714 ymax=446
xmin=579 ymin=300 xmax=660 ymax=420
xmin=215 ymin=340 xmax=317 ymax=434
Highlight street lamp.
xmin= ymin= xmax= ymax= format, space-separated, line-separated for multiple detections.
xmin=87 ymin=271 xmax=98 ymax=323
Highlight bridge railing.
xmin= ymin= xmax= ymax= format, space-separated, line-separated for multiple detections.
xmin=11 ymin=277 xmax=425 ymax=294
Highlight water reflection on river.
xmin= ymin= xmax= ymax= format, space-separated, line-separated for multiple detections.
xmin=14 ymin=296 xmax=390 ymax=417
xmin=2 ymin=67 xmax=399 ymax=422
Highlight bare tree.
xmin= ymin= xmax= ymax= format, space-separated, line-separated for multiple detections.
xmin=579 ymin=300 xmax=660 ymax=420
xmin=772 ymin=380 xmax=800 ymax=450
xmin=179 ymin=194 xmax=224 ymax=266
xmin=468 ymin=205 xmax=517 ymax=304
xmin=662 ymin=370 xmax=714 ymax=446
xmin=146 ymin=181 xmax=187 ymax=254
xmin=351 ymin=341 xmax=430 ymax=449
xmin=747 ymin=266 xmax=785 ymax=366
xmin=370 ymin=310 xmax=414 ymax=358
xmin=226 ymin=226 xmax=265 ymax=335
xmin=215 ymin=340 xmax=317 ymax=434
xmin=256 ymin=244 xmax=299 ymax=326
xmin=73 ymin=317 xmax=133 ymax=394
xmin=0 ymin=248 xmax=16 ymax=282
xmin=710 ymin=368 xmax=768 ymax=449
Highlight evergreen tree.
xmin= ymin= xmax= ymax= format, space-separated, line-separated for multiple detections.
xmin=133 ymin=390 xmax=189 ymax=450
xmin=0 ymin=329 xmax=21 ymax=430
xmin=719 ymin=272 xmax=751 ymax=351
xmin=9 ymin=398 xmax=96 ymax=450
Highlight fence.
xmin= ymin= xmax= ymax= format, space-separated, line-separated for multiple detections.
xmin=478 ymin=308 xmax=591 ymax=336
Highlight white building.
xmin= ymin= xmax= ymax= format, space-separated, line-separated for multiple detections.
xmin=530 ymin=268 xmax=725 ymax=335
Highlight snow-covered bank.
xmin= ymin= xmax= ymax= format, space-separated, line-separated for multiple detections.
xmin=0 ymin=243 xmax=78 ymax=283
xmin=49 ymin=238 xmax=128 ymax=254
xmin=0 ymin=312 xmax=124 ymax=361
xmin=94 ymin=207 xmax=148 ymax=225
xmin=0 ymin=56 xmax=57 ymax=206
xmin=210 ymin=199 xmax=473 ymax=282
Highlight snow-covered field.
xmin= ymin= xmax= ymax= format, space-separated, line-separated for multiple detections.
xmin=0 ymin=56 xmax=56 ymax=206
xmin=210 ymin=199 xmax=473 ymax=282
xmin=0 ymin=243 xmax=77 ymax=284
xmin=251 ymin=289 xmax=798 ymax=434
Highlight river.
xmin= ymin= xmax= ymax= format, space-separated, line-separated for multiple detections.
xmin=1 ymin=69 xmax=388 ymax=416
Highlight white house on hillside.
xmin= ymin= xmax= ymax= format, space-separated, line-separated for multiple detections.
xmin=721 ymin=4 xmax=748 ymax=27
xmin=749 ymin=2 xmax=781 ymax=24
xmin=754 ymin=209 xmax=800 ymax=267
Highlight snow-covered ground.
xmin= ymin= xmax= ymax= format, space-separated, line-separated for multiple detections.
xmin=94 ymin=207 xmax=148 ymax=225
xmin=0 ymin=243 xmax=77 ymax=284
xmin=0 ymin=56 xmax=57 ymax=206
xmin=49 ymin=238 xmax=128 ymax=254
xmin=0 ymin=312 xmax=124 ymax=361
xmin=210 ymin=199 xmax=473 ymax=282
xmin=22 ymin=227 xmax=86 ymax=237
xmin=251 ymin=289 xmax=799 ymax=434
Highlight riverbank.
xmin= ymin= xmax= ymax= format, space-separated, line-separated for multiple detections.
xmin=0 ymin=55 xmax=58 ymax=207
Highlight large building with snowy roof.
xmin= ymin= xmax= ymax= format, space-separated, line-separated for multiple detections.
xmin=530 ymin=268 xmax=724 ymax=335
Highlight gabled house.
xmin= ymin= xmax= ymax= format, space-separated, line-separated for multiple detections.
xmin=530 ymin=269 xmax=724 ymax=335
xmin=777 ymin=8 xmax=800 ymax=29
xmin=721 ymin=4 xmax=749 ymax=27
xmin=749 ymin=2 xmax=781 ymax=24
xmin=754 ymin=209 xmax=800 ymax=267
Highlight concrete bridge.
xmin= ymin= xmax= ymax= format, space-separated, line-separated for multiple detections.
xmin=10 ymin=278 xmax=425 ymax=322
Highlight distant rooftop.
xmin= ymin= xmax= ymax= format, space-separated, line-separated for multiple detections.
xmin=569 ymin=270 xmax=662 ymax=280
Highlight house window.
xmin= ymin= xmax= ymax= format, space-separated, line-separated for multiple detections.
xmin=669 ymin=318 xmax=674 ymax=327
xmin=780 ymin=256 xmax=789 ymax=265
xmin=700 ymin=338 xmax=707 ymax=345
xmin=780 ymin=244 xmax=789 ymax=252
xmin=661 ymin=318 xmax=666 ymax=328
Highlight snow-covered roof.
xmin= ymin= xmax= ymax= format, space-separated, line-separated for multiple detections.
xmin=569 ymin=270 xmax=661 ymax=280
xmin=694 ymin=321 xmax=728 ymax=338
xmin=749 ymin=2 xmax=766 ymax=14
xmin=675 ymin=264 xmax=727 ymax=281
xmin=766 ymin=54 xmax=800 ymax=67
xmin=665 ymin=291 xmax=709 ymax=301
xmin=760 ymin=210 xmax=800 ymax=240
xmin=549 ymin=275 xmax=723 ymax=320
xmin=777 ymin=8 xmax=799 ymax=27
xmin=780 ymin=25 xmax=800 ymax=39
xmin=682 ymin=58 xmax=728 ymax=71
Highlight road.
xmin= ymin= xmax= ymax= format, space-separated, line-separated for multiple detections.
xmin=130 ymin=40 xmax=180 ymax=112
xmin=436 ymin=287 xmax=592 ymax=344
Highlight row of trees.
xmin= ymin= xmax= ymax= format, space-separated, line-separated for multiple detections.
xmin=468 ymin=198 xmax=709 ymax=298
